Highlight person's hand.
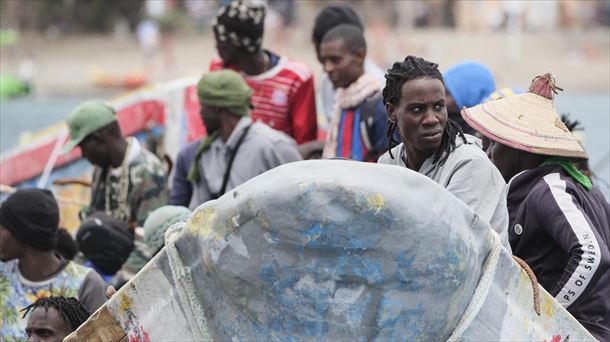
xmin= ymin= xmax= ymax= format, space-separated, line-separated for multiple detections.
xmin=106 ymin=285 xmax=117 ymax=299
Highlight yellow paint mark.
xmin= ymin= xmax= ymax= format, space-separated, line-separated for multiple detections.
xmin=119 ymin=293 xmax=133 ymax=312
xmin=542 ymin=296 xmax=554 ymax=317
xmin=188 ymin=207 xmax=217 ymax=237
xmin=367 ymin=194 xmax=385 ymax=213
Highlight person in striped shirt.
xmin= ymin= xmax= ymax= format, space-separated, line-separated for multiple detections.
xmin=209 ymin=1 xmax=317 ymax=145
xmin=319 ymin=24 xmax=388 ymax=162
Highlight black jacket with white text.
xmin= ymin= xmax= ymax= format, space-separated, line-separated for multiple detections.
xmin=507 ymin=165 xmax=610 ymax=341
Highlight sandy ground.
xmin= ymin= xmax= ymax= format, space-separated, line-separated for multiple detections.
xmin=1 ymin=24 xmax=609 ymax=96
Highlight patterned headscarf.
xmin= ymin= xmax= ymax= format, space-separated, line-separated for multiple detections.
xmin=213 ymin=1 xmax=266 ymax=53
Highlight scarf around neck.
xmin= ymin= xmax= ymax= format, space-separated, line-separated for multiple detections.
xmin=323 ymin=73 xmax=381 ymax=159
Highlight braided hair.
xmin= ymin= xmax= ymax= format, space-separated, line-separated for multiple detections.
xmin=382 ymin=55 xmax=466 ymax=165
xmin=21 ymin=296 xmax=91 ymax=331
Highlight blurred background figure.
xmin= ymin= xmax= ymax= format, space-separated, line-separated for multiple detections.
xmin=443 ymin=61 xmax=496 ymax=136
xmin=0 ymin=189 xmax=105 ymax=341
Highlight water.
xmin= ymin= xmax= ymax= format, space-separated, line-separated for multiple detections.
xmin=1 ymin=92 xmax=609 ymax=199
xmin=0 ymin=95 xmax=109 ymax=153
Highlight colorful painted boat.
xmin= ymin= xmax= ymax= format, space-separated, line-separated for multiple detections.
xmin=65 ymin=160 xmax=595 ymax=341
xmin=0 ymin=77 xmax=205 ymax=231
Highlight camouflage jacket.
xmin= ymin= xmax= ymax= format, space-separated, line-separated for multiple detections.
xmin=89 ymin=138 xmax=167 ymax=227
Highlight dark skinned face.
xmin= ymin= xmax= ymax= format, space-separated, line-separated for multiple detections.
xmin=387 ymin=78 xmax=448 ymax=165
xmin=25 ymin=307 xmax=72 ymax=342
xmin=200 ymin=104 xmax=221 ymax=135
xmin=488 ymin=140 xmax=518 ymax=182
xmin=319 ymin=38 xmax=364 ymax=89
xmin=215 ymin=34 xmax=241 ymax=66
xmin=79 ymin=133 xmax=109 ymax=168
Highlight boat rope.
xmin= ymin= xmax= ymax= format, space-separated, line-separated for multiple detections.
xmin=165 ymin=222 xmax=212 ymax=341
xmin=512 ymin=255 xmax=541 ymax=316
xmin=446 ymin=230 xmax=502 ymax=342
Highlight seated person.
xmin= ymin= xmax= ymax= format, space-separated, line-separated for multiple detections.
xmin=378 ymin=56 xmax=510 ymax=250
xmin=462 ymin=73 xmax=610 ymax=341
xmin=0 ymin=189 xmax=105 ymax=340
xmin=188 ymin=70 xmax=302 ymax=208
xmin=22 ymin=296 xmax=91 ymax=342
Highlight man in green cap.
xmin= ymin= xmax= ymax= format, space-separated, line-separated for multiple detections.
xmin=63 ymin=101 xmax=167 ymax=228
xmin=63 ymin=101 xmax=168 ymax=285
xmin=187 ymin=70 xmax=302 ymax=208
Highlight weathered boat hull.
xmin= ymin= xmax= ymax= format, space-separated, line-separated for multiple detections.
xmin=65 ymin=160 xmax=595 ymax=341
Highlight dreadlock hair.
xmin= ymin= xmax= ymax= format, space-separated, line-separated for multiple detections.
xmin=21 ymin=296 xmax=91 ymax=331
xmin=382 ymin=55 xmax=467 ymax=165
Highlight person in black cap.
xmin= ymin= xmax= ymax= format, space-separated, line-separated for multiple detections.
xmin=0 ymin=188 xmax=106 ymax=341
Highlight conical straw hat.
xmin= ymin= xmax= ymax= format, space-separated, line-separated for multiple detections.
xmin=461 ymin=74 xmax=587 ymax=159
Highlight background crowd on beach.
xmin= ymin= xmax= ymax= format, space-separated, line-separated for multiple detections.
xmin=1 ymin=1 xmax=609 ymax=341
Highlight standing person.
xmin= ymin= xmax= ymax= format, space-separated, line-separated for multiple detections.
xmin=443 ymin=61 xmax=496 ymax=135
xmin=210 ymin=0 xmax=317 ymax=145
xmin=22 ymin=296 xmax=91 ymax=342
xmin=462 ymin=73 xmax=610 ymax=341
xmin=188 ymin=70 xmax=302 ymax=208
xmin=62 ymin=101 xmax=167 ymax=228
xmin=312 ymin=3 xmax=386 ymax=127
xmin=0 ymin=189 xmax=106 ymax=340
xmin=319 ymin=24 xmax=387 ymax=161
xmin=378 ymin=56 xmax=510 ymax=249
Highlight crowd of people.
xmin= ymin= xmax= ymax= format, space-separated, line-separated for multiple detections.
xmin=1 ymin=1 xmax=609 ymax=341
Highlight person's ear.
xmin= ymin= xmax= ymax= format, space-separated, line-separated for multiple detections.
xmin=355 ymin=48 xmax=366 ymax=63
xmin=386 ymin=102 xmax=397 ymax=123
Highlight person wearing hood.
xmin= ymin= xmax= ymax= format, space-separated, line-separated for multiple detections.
xmin=443 ymin=62 xmax=496 ymax=135
xmin=378 ymin=56 xmax=510 ymax=250
xmin=462 ymin=73 xmax=610 ymax=341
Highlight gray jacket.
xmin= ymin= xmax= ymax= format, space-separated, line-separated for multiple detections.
xmin=378 ymin=134 xmax=510 ymax=250
xmin=190 ymin=117 xmax=302 ymax=209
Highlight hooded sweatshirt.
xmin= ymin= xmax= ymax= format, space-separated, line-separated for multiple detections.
xmin=506 ymin=165 xmax=610 ymax=341
xmin=378 ymin=134 xmax=510 ymax=250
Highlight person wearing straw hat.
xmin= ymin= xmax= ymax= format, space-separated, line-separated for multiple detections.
xmin=379 ymin=56 xmax=510 ymax=251
xmin=187 ymin=70 xmax=302 ymax=209
xmin=0 ymin=189 xmax=106 ymax=341
xmin=462 ymin=73 xmax=610 ymax=341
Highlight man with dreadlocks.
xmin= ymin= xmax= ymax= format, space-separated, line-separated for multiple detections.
xmin=22 ymin=296 xmax=91 ymax=342
xmin=378 ymin=56 xmax=510 ymax=249
xmin=210 ymin=0 xmax=317 ymax=145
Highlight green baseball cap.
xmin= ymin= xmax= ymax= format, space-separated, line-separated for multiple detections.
xmin=197 ymin=70 xmax=253 ymax=117
xmin=62 ymin=101 xmax=117 ymax=153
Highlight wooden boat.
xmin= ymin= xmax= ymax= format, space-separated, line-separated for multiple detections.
xmin=65 ymin=160 xmax=595 ymax=341
xmin=0 ymin=77 xmax=204 ymax=231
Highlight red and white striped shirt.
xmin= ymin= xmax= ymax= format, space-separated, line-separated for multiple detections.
xmin=210 ymin=54 xmax=317 ymax=144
